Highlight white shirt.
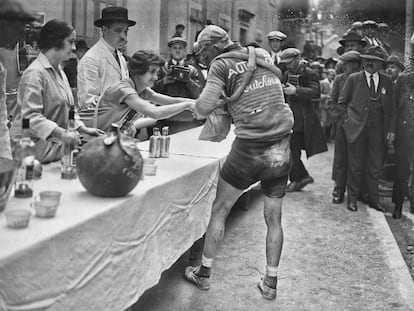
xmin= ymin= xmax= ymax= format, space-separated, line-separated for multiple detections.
xmin=271 ymin=50 xmax=282 ymax=64
xmin=77 ymin=38 xmax=129 ymax=110
xmin=366 ymin=37 xmax=380 ymax=47
xmin=364 ymin=71 xmax=379 ymax=92
xmin=171 ymin=59 xmax=185 ymax=66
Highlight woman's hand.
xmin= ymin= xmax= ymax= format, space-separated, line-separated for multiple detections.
xmin=78 ymin=126 xmax=105 ymax=136
xmin=186 ymin=101 xmax=196 ymax=112
xmin=126 ymin=125 xmax=137 ymax=137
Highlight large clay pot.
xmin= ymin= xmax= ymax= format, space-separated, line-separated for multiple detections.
xmin=76 ymin=128 xmax=143 ymax=197
xmin=0 ymin=158 xmax=19 ymax=212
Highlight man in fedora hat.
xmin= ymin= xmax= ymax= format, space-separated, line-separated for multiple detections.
xmin=335 ymin=31 xmax=366 ymax=75
xmin=266 ymin=30 xmax=287 ymax=65
xmin=152 ymin=36 xmax=203 ymax=134
xmin=338 ymin=46 xmax=395 ymax=212
xmin=0 ymin=0 xmax=35 ymax=159
xmin=77 ymin=6 xmax=136 ymax=110
xmin=390 ymin=55 xmax=414 ymax=218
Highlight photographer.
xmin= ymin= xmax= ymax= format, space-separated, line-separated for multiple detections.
xmin=152 ymin=37 xmax=203 ymax=134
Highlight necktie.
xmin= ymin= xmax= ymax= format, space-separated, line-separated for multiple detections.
xmin=114 ymin=50 xmax=121 ymax=67
xmin=369 ymin=74 xmax=376 ymax=97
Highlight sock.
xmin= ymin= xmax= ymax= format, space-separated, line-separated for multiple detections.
xmin=195 ymin=255 xmax=213 ymax=277
xmin=264 ymin=265 xmax=278 ymax=288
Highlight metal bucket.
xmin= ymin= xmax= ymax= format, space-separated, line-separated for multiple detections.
xmin=0 ymin=158 xmax=18 ymax=212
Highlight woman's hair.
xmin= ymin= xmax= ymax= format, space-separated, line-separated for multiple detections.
xmin=128 ymin=50 xmax=164 ymax=76
xmin=38 ymin=19 xmax=74 ymax=51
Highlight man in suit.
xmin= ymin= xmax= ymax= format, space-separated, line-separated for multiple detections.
xmin=77 ymin=7 xmax=135 ymax=110
xmin=362 ymin=20 xmax=384 ymax=51
xmin=329 ymin=51 xmax=362 ymax=204
xmin=390 ymin=58 xmax=414 ymax=219
xmin=266 ymin=30 xmax=287 ymax=65
xmin=338 ymin=46 xmax=395 ymax=212
xmin=279 ymin=48 xmax=327 ymax=192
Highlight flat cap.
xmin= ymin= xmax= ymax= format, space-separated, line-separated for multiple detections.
xmin=362 ymin=20 xmax=378 ymax=28
xmin=266 ymin=30 xmax=287 ymax=41
xmin=279 ymin=48 xmax=301 ymax=63
xmin=378 ymin=23 xmax=389 ymax=29
xmin=385 ymin=55 xmax=404 ymax=71
xmin=196 ymin=25 xmax=228 ymax=44
xmin=168 ymin=37 xmax=187 ymax=47
xmin=339 ymin=50 xmax=361 ymax=63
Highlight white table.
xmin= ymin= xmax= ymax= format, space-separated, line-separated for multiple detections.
xmin=0 ymin=127 xmax=234 ymax=311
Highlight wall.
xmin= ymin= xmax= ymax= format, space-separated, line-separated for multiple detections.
xmin=127 ymin=0 xmax=162 ymax=55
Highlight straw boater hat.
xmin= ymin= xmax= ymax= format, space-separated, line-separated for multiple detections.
xmin=351 ymin=21 xmax=363 ymax=30
xmin=94 ymin=7 xmax=136 ymax=27
xmin=360 ymin=46 xmax=387 ymax=62
xmin=362 ymin=20 xmax=378 ymax=28
xmin=385 ymin=55 xmax=405 ymax=71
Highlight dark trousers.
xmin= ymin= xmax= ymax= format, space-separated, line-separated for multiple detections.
xmin=290 ymin=131 xmax=310 ymax=182
xmin=392 ymin=135 xmax=413 ymax=205
xmin=347 ymin=122 xmax=384 ymax=203
xmin=332 ymin=120 xmax=347 ymax=194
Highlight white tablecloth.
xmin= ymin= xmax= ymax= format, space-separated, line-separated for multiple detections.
xmin=0 ymin=127 xmax=234 ymax=311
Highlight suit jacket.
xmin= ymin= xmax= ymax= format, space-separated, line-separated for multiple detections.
xmin=77 ymin=38 xmax=128 ymax=110
xmin=392 ymin=73 xmax=414 ymax=149
xmin=338 ymin=71 xmax=394 ymax=144
xmin=283 ymin=64 xmax=327 ymax=157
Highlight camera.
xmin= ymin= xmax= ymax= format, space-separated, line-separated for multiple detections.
xmin=171 ymin=65 xmax=190 ymax=82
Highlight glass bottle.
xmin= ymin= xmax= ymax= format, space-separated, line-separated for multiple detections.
xmin=149 ymin=127 xmax=161 ymax=158
xmin=61 ymin=106 xmax=79 ymax=179
xmin=14 ymin=118 xmax=35 ymax=198
xmin=160 ymin=126 xmax=170 ymax=158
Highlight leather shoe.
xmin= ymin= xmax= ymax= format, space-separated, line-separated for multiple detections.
xmin=286 ymin=181 xmax=301 ymax=192
xmin=332 ymin=193 xmax=344 ymax=204
xmin=392 ymin=204 xmax=402 ymax=219
xmin=347 ymin=200 xmax=358 ymax=212
xmin=299 ymin=176 xmax=314 ymax=190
